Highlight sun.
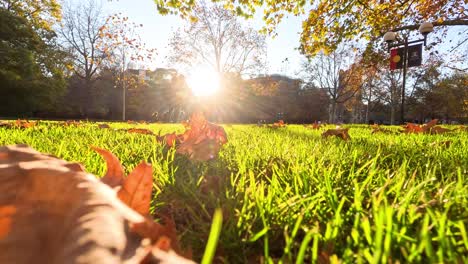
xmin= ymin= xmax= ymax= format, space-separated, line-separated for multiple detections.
xmin=186 ymin=67 xmax=221 ymax=97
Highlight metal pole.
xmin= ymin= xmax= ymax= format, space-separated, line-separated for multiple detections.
xmin=122 ymin=71 xmax=126 ymax=121
xmin=401 ymin=36 xmax=408 ymax=124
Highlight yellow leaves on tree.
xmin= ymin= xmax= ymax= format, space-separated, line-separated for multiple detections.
xmin=157 ymin=112 xmax=228 ymax=161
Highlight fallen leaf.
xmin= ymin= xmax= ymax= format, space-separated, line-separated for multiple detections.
xmin=0 ymin=145 xmax=144 ymax=263
xmin=422 ymin=119 xmax=439 ymax=132
xmin=371 ymin=124 xmax=395 ymax=134
xmin=157 ymin=112 xmax=228 ymax=161
xmin=157 ymin=132 xmax=182 ymax=148
xmin=92 ymin=146 xmax=125 ymax=187
xmin=401 ymin=119 xmax=439 ymax=134
xmin=127 ymin=128 xmax=154 ymax=135
xmin=429 ymin=140 xmax=452 ymax=147
xmin=429 ymin=126 xmax=453 ymax=134
xmin=130 ymin=216 xmax=180 ymax=253
xmin=63 ymin=120 xmax=81 ymax=127
xmin=117 ymin=162 xmax=153 ymax=216
xmin=98 ymin=123 xmax=111 ymax=129
xmin=176 ymin=114 xmax=228 ymax=161
xmin=322 ymin=128 xmax=350 ymax=141
xmin=16 ymin=119 xmax=36 ymax=128
xmin=0 ymin=121 xmax=12 ymax=128
xmin=0 ymin=145 xmax=192 ymax=263
xmin=269 ymin=120 xmax=286 ymax=128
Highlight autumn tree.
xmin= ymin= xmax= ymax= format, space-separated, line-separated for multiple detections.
xmin=97 ymin=13 xmax=156 ymax=120
xmin=167 ymin=1 xmax=267 ymax=77
xmin=358 ymin=47 xmax=387 ymax=123
xmin=59 ymin=0 xmax=107 ymax=116
xmin=407 ymin=60 xmax=467 ymax=122
xmin=302 ymin=48 xmax=361 ymax=123
xmin=154 ymin=0 xmax=467 ymax=56
xmin=378 ymin=68 xmax=403 ymax=125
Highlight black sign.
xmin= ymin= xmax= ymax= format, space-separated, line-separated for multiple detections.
xmin=407 ymin=44 xmax=422 ymax=68
xmin=390 ymin=44 xmax=423 ymax=70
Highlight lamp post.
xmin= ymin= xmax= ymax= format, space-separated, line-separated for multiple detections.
xmin=383 ymin=22 xmax=434 ymax=124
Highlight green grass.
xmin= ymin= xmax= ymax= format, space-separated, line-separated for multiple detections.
xmin=1 ymin=121 xmax=467 ymax=263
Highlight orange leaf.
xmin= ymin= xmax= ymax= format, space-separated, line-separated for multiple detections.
xmin=92 ymin=146 xmax=124 ymax=188
xmin=117 ymin=162 xmax=153 ymax=215
xmin=322 ymin=128 xmax=350 ymax=141
xmin=98 ymin=123 xmax=110 ymax=129
xmin=126 ymin=128 xmax=154 ymax=135
xmin=429 ymin=126 xmax=453 ymax=134
xmin=157 ymin=132 xmax=181 ymax=147
xmin=422 ymin=119 xmax=438 ymax=132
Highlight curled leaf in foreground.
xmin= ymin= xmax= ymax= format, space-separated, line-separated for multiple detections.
xmin=0 ymin=144 xmax=193 ymax=264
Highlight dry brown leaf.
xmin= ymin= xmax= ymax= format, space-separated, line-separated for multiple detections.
xmin=117 ymin=162 xmax=153 ymax=216
xmin=401 ymin=123 xmax=424 ymax=134
xmin=401 ymin=119 xmax=439 ymax=134
xmin=92 ymin=146 xmax=125 ymax=188
xmin=0 ymin=145 xmax=193 ymax=264
xmin=322 ymin=128 xmax=351 ymax=141
xmin=130 ymin=216 xmax=180 ymax=253
xmin=429 ymin=126 xmax=453 ymax=134
xmin=422 ymin=119 xmax=439 ymax=132
xmin=157 ymin=112 xmax=228 ymax=161
xmin=98 ymin=123 xmax=111 ymax=129
xmin=2 ymin=119 xmax=38 ymax=129
xmin=429 ymin=140 xmax=452 ymax=147
xmin=63 ymin=120 xmax=81 ymax=127
xmin=0 ymin=121 xmax=11 ymax=127
xmin=269 ymin=120 xmax=286 ymax=128
xmin=0 ymin=145 xmax=145 ymax=263
xmin=371 ymin=124 xmax=395 ymax=134
xmin=156 ymin=132 xmax=182 ymax=148
xmin=127 ymin=128 xmax=154 ymax=135
xmin=176 ymin=114 xmax=228 ymax=161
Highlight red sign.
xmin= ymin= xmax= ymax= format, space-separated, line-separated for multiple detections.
xmin=390 ymin=48 xmax=403 ymax=70
xmin=390 ymin=44 xmax=423 ymax=70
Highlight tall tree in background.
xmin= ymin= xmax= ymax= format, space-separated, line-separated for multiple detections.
xmin=379 ymin=69 xmax=402 ymax=125
xmin=359 ymin=47 xmax=386 ymax=123
xmin=0 ymin=0 xmax=67 ymax=116
xmin=167 ymin=1 xmax=267 ymax=76
xmin=97 ymin=13 xmax=156 ymax=120
xmin=59 ymin=0 xmax=106 ymax=116
xmin=302 ymin=48 xmax=361 ymax=123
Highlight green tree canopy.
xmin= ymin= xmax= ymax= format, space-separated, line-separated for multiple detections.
xmin=0 ymin=3 xmax=66 ymax=116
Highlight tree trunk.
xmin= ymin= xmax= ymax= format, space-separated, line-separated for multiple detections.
xmin=390 ymin=104 xmax=395 ymax=125
xmin=329 ymin=102 xmax=337 ymax=123
xmin=365 ymin=102 xmax=370 ymax=124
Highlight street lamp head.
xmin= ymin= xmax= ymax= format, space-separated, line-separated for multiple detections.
xmin=383 ymin=31 xmax=396 ymax=43
xmin=419 ymin=22 xmax=434 ymax=36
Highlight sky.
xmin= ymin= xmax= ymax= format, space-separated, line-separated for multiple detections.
xmin=71 ymin=0 xmax=306 ymax=76
xmin=64 ymin=0 xmax=467 ymax=77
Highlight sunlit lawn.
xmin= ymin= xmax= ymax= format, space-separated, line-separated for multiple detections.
xmin=1 ymin=121 xmax=467 ymax=263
